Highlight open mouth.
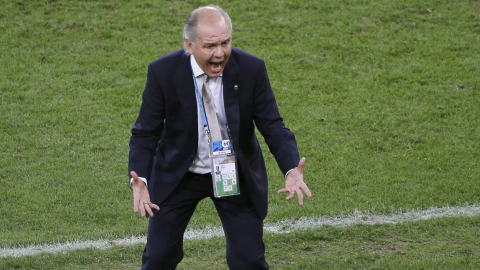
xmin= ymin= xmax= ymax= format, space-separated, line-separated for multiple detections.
xmin=210 ymin=61 xmax=223 ymax=73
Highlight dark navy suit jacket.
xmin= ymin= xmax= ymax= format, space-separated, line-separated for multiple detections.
xmin=129 ymin=47 xmax=299 ymax=219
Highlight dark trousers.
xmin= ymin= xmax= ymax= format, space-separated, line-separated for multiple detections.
xmin=141 ymin=172 xmax=269 ymax=270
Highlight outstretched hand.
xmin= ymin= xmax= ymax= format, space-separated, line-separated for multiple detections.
xmin=131 ymin=171 xmax=160 ymax=217
xmin=277 ymin=157 xmax=312 ymax=205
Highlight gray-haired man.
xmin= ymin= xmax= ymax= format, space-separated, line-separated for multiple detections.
xmin=129 ymin=5 xmax=311 ymax=269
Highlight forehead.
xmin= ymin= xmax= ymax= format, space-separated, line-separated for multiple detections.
xmin=196 ymin=15 xmax=231 ymax=42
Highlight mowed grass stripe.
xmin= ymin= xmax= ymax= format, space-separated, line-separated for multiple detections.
xmin=2 ymin=204 xmax=479 ymax=259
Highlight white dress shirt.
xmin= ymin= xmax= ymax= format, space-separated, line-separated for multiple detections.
xmin=188 ymin=55 xmax=229 ymax=174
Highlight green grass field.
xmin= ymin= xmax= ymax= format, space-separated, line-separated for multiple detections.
xmin=1 ymin=0 xmax=479 ymax=269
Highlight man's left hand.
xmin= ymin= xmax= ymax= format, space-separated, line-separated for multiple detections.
xmin=277 ymin=157 xmax=312 ymax=205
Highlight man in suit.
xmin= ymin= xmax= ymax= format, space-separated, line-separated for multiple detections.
xmin=129 ymin=5 xmax=311 ymax=270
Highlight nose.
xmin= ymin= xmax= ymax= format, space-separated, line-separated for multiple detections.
xmin=213 ymin=45 xmax=224 ymax=58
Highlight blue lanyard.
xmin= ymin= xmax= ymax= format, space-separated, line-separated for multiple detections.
xmin=191 ymin=72 xmax=210 ymax=133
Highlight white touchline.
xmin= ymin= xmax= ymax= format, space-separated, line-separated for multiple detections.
xmin=2 ymin=204 xmax=480 ymax=258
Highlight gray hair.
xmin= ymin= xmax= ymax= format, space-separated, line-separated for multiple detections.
xmin=183 ymin=5 xmax=233 ymax=54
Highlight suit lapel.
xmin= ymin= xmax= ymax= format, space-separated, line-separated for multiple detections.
xmin=223 ymin=53 xmax=241 ymax=144
xmin=174 ymin=53 xmax=198 ymax=119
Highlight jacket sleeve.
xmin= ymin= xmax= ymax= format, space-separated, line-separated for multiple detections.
xmin=128 ymin=63 xmax=165 ymax=182
xmin=252 ymin=60 xmax=300 ymax=175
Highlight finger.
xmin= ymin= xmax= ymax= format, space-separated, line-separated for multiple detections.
xmin=286 ymin=190 xmax=296 ymax=200
xmin=302 ymin=183 xmax=312 ymax=197
xmin=133 ymin=197 xmax=140 ymax=213
xmin=133 ymin=190 xmax=142 ymax=213
xmin=139 ymin=201 xmax=147 ymax=217
xmin=277 ymin=188 xmax=289 ymax=194
xmin=296 ymin=189 xmax=304 ymax=205
xmin=145 ymin=204 xmax=154 ymax=217
xmin=150 ymin=203 xmax=160 ymax=211
xmin=144 ymin=203 xmax=160 ymax=217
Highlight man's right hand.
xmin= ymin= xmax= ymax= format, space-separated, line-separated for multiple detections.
xmin=131 ymin=171 xmax=160 ymax=217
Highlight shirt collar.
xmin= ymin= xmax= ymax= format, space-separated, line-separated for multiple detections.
xmin=190 ymin=55 xmax=222 ymax=78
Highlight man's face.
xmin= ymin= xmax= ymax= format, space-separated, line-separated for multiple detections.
xmin=186 ymin=17 xmax=232 ymax=78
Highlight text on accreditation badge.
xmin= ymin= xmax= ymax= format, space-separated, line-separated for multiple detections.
xmin=211 ymin=139 xmax=232 ymax=155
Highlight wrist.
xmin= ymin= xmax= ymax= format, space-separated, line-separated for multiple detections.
xmin=130 ymin=176 xmax=148 ymax=190
xmin=285 ymin=168 xmax=295 ymax=179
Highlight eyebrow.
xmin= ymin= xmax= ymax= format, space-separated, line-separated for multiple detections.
xmin=204 ymin=38 xmax=231 ymax=46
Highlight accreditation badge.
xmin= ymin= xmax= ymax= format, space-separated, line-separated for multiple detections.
xmin=210 ymin=153 xmax=240 ymax=197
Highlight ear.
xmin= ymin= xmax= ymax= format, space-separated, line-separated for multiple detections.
xmin=185 ymin=39 xmax=195 ymax=55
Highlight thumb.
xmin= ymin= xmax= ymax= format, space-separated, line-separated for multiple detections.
xmin=297 ymin=157 xmax=306 ymax=171
xmin=131 ymin=171 xmax=139 ymax=181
